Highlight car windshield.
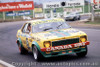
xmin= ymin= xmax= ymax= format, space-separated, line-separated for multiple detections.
xmin=69 ymin=13 xmax=76 ymax=15
xmin=32 ymin=21 xmax=71 ymax=33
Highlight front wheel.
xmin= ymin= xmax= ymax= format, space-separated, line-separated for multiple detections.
xmin=73 ymin=17 xmax=76 ymax=21
xmin=76 ymin=46 xmax=88 ymax=57
xmin=32 ymin=45 xmax=43 ymax=61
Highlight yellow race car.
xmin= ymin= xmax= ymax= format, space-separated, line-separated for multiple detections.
xmin=16 ymin=18 xmax=90 ymax=61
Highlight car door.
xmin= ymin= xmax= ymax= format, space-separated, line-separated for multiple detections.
xmin=21 ymin=23 xmax=32 ymax=50
xmin=21 ymin=23 xmax=29 ymax=50
xmin=25 ymin=33 xmax=32 ymax=50
xmin=76 ymin=13 xmax=79 ymax=18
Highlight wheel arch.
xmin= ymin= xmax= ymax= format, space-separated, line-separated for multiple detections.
xmin=32 ymin=41 xmax=41 ymax=51
xmin=32 ymin=41 xmax=44 ymax=56
xmin=16 ymin=38 xmax=22 ymax=45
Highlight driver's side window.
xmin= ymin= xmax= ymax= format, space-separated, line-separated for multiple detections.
xmin=22 ymin=23 xmax=29 ymax=33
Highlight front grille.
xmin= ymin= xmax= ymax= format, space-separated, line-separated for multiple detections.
xmin=52 ymin=38 xmax=79 ymax=46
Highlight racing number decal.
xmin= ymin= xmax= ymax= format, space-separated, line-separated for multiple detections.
xmin=26 ymin=34 xmax=31 ymax=49
xmin=26 ymin=38 xmax=30 ymax=49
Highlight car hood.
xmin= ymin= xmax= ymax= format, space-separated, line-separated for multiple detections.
xmin=66 ymin=14 xmax=75 ymax=17
xmin=32 ymin=28 xmax=86 ymax=41
xmin=66 ymin=15 xmax=70 ymax=17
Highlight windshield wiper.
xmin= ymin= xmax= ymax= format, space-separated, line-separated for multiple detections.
xmin=56 ymin=24 xmax=63 ymax=29
xmin=43 ymin=28 xmax=53 ymax=31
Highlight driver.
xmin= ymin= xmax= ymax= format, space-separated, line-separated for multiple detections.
xmin=27 ymin=23 xmax=31 ymax=33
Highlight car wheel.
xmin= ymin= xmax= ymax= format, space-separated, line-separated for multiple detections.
xmin=76 ymin=46 xmax=87 ymax=57
xmin=32 ymin=45 xmax=43 ymax=61
xmin=17 ymin=41 xmax=28 ymax=54
xmin=78 ymin=16 xmax=81 ymax=20
xmin=65 ymin=18 xmax=68 ymax=21
xmin=73 ymin=17 xmax=76 ymax=21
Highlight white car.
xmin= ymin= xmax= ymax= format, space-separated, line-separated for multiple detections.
xmin=65 ymin=12 xmax=81 ymax=21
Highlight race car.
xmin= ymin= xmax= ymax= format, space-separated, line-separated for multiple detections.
xmin=16 ymin=18 xmax=90 ymax=61
xmin=65 ymin=12 xmax=81 ymax=21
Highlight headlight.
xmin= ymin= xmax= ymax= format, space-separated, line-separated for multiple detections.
xmin=80 ymin=38 xmax=86 ymax=42
xmin=80 ymin=36 xmax=87 ymax=42
xmin=44 ymin=41 xmax=51 ymax=48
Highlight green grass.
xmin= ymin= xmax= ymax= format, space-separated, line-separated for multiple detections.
xmin=86 ymin=18 xmax=100 ymax=25
xmin=0 ymin=12 xmax=3 ymax=20
xmin=86 ymin=21 xmax=100 ymax=25
xmin=84 ymin=5 xmax=89 ymax=13
xmin=86 ymin=16 xmax=100 ymax=25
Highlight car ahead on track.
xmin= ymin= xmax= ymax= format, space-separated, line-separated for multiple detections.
xmin=65 ymin=12 xmax=81 ymax=21
xmin=16 ymin=18 xmax=90 ymax=61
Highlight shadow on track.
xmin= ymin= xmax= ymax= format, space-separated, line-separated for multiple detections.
xmin=20 ymin=52 xmax=88 ymax=62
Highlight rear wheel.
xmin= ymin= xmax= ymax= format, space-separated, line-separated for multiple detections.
xmin=32 ymin=45 xmax=43 ymax=61
xmin=73 ymin=17 xmax=76 ymax=21
xmin=17 ymin=41 xmax=28 ymax=54
xmin=78 ymin=16 xmax=81 ymax=20
xmin=76 ymin=46 xmax=88 ymax=57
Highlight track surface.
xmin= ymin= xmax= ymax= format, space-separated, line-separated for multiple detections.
xmin=0 ymin=21 xmax=100 ymax=67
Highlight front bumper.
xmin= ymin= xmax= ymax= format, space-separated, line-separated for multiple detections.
xmin=40 ymin=41 xmax=90 ymax=58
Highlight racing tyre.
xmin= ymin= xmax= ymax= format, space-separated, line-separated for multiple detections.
xmin=65 ymin=18 xmax=68 ymax=21
xmin=65 ymin=19 xmax=67 ymax=21
xmin=73 ymin=17 xmax=76 ymax=21
xmin=76 ymin=46 xmax=88 ymax=57
xmin=17 ymin=41 xmax=28 ymax=54
xmin=78 ymin=16 xmax=81 ymax=20
xmin=32 ymin=45 xmax=43 ymax=61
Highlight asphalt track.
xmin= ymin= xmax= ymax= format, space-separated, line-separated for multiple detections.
xmin=0 ymin=21 xmax=100 ymax=67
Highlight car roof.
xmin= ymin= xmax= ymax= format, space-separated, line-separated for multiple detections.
xmin=26 ymin=18 xmax=65 ymax=25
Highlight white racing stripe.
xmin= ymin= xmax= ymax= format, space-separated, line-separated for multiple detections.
xmin=0 ymin=60 xmax=15 ymax=67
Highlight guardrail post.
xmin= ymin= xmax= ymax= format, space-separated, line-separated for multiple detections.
xmin=91 ymin=3 xmax=94 ymax=22
xmin=13 ymin=11 xmax=15 ymax=20
xmin=3 ymin=12 xmax=5 ymax=21
xmin=33 ymin=10 xmax=34 ymax=19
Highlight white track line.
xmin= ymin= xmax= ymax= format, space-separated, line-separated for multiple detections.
xmin=0 ymin=60 xmax=15 ymax=67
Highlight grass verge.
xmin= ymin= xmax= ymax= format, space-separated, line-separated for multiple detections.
xmin=85 ymin=21 xmax=100 ymax=25
xmin=86 ymin=16 xmax=100 ymax=25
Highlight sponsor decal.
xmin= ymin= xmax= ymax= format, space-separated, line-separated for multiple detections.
xmin=46 ymin=45 xmax=72 ymax=51
xmin=41 ymin=41 xmax=90 ymax=51
xmin=69 ymin=51 xmax=72 ymax=53
xmin=26 ymin=38 xmax=30 ymax=49
xmin=62 ymin=52 xmax=66 ymax=54
xmin=23 ymin=40 xmax=26 ymax=44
